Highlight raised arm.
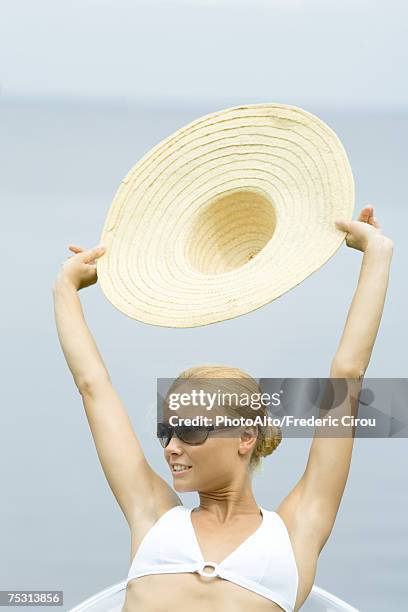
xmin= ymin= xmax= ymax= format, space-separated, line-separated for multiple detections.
xmin=330 ymin=207 xmax=394 ymax=376
xmin=52 ymin=243 xmax=181 ymax=528
xmin=277 ymin=206 xmax=394 ymax=553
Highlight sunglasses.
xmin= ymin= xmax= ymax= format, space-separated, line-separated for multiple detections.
xmin=157 ymin=422 xmax=240 ymax=448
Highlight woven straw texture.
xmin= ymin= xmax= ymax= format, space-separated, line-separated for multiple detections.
xmin=97 ymin=103 xmax=354 ymax=327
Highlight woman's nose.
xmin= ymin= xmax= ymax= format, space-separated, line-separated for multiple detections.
xmin=165 ymin=433 xmax=183 ymax=452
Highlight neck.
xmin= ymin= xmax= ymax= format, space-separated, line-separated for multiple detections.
xmin=196 ymin=475 xmax=259 ymax=522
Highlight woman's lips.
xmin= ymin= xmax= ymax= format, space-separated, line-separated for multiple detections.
xmin=171 ymin=465 xmax=193 ymax=476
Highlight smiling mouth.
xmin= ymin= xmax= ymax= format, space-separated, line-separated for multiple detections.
xmin=172 ymin=464 xmax=193 ymax=473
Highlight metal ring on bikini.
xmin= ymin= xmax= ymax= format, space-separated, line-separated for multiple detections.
xmin=197 ymin=561 xmax=219 ymax=578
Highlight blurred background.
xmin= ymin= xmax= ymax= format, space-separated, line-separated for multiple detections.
xmin=0 ymin=1 xmax=407 ymax=610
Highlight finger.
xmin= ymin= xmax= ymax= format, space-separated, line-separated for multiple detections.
xmin=335 ymin=218 xmax=350 ymax=232
xmin=82 ymin=245 xmax=106 ymax=264
xmin=68 ymin=244 xmax=85 ymax=253
xmin=358 ymin=206 xmax=373 ymax=223
xmin=357 ymin=207 xmax=368 ymax=222
xmin=367 ymin=205 xmax=375 ymax=224
xmin=369 ymin=215 xmax=380 ymax=228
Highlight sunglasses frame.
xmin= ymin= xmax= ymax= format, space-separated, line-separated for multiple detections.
xmin=157 ymin=423 xmax=242 ymax=448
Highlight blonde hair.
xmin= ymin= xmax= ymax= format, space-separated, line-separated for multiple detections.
xmin=168 ymin=364 xmax=282 ymax=473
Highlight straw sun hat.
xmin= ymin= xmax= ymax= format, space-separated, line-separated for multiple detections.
xmin=97 ymin=103 xmax=354 ymax=327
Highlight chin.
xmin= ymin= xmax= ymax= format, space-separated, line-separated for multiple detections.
xmin=173 ymin=481 xmax=192 ymax=493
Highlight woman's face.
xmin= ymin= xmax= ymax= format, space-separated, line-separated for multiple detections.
xmin=164 ymin=429 xmax=242 ymax=493
xmin=162 ymin=409 xmax=257 ymax=493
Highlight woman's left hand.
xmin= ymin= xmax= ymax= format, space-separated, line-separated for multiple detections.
xmin=335 ymin=205 xmax=393 ymax=252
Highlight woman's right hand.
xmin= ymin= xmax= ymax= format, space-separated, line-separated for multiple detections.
xmin=55 ymin=243 xmax=107 ymax=291
xmin=335 ymin=205 xmax=393 ymax=252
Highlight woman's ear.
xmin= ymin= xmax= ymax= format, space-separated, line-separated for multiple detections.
xmin=238 ymin=426 xmax=258 ymax=457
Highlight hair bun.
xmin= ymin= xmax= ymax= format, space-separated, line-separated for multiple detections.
xmin=258 ymin=427 xmax=282 ymax=457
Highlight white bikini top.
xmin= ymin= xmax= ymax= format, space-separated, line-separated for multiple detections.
xmin=126 ymin=505 xmax=299 ymax=612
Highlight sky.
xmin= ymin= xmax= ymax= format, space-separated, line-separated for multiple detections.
xmin=1 ymin=0 xmax=407 ymax=108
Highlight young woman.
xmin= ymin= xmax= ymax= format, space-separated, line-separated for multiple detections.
xmin=53 ymin=205 xmax=393 ymax=611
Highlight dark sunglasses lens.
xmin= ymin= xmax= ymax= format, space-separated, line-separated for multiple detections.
xmin=157 ymin=423 xmax=172 ymax=447
xmin=178 ymin=426 xmax=209 ymax=445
